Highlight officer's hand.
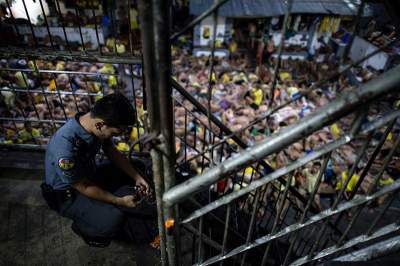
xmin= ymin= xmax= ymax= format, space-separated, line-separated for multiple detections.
xmin=135 ymin=176 xmax=150 ymax=195
xmin=118 ymin=195 xmax=138 ymax=208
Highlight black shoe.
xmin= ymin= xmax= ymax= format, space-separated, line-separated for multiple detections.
xmin=71 ymin=222 xmax=111 ymax=248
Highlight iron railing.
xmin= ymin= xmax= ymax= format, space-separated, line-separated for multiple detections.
xmin=164 ymin=65 xmax=400 ymax=265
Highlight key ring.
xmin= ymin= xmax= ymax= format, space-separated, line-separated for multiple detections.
xmin=127 ymin=185 xmax=156 ymax=205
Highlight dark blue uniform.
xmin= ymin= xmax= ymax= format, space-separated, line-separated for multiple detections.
xmin=45 ymin=113 xmax=158 ymax=242
xmin=45 ymin=113 xmax=101 ymax=190
xmin=45 ymin=113 xmax=125 ymax=239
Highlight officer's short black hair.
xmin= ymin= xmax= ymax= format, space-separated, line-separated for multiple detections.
xmin=91 ymin=93 xmax=136 ymax=127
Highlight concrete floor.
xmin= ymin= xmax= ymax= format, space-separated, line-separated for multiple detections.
xmin=0 ymin=168 xmax=160 ymax=266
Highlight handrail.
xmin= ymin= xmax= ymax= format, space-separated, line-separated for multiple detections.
xmin=179 ymin=110 xmax=400 ymax=224
xmin=163 ymin=64 xmax=400 ymax=207
xmin=0 ymin=47 xmax=142 ymax=64
xmin=171 ymin=79 xmax=314 ymax=211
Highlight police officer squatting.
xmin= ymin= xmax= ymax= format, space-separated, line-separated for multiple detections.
xmin=42 ymin=93 xmax=160 ymax=248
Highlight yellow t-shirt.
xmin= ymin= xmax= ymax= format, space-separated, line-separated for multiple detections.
xmin=48 ymin=79 xmax=56 ymax=91
xmin=221 ymin=73 xmax=230 ymax=84
xmin=130 ymin=8 xmax=139 ymax=30
xmin=252 ymin=88 xmax=263 ymax=106
xmin=379 ymin=176 xmax=394 ymax=186
xmin=336 ymin=171 xmax=359 ymax=192
xmin=279 ymin=72 xmax=291 ymax=81
xmin=330 ymin=123 xmax=341 ymax=139
xmin=210 ymin=72 xmax=216 ymax=82
xmin=99 ymin=64 xmax=115 ymax=75
xmin=130 ymin=126 xmax=145 ymax=151
xmin=386 ymin=132 xmax=393 ymax=141
xmin=116 ymin=43 xmax=126 ymax=54
xmin=95 ymin=92 xmax=103 ymax=102
xmin=116 ymin=142 xmax=130 ymax=152
xmin=56 ymin=62 xmax=65 ymax=71
xmin=229 ymin=42 xmax=237 ymax=53
xmin=106 ymin=38 xmax=116 ymax=51
xmin=15 ymin=71 xmax=28 ymax=88
xmin=108 ymin=75 xmax=117 ymax=87
xmin=17 ymin=128 xmax=40 ymax=144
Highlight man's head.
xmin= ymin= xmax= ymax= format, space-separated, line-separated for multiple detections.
xmin=24 ymin=121 xmax=33 ymax=132
xmin=311 ymin=161 xmax=322 ymax=174
xmin=90 ymin=93 xmax=136 ymax=139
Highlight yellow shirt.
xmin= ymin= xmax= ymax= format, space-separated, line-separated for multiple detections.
xmin=279 ymin=72 xmax=291 ymax=81
xmin=221 ymin=73 xmax=230 ymax=84
xmin=386 ymin=132 xmax=393 ymax=141
xmin=242 ymin=167 xmax=255 ymax=176
xmin=106 ymin=38 xmax=116 ymax=51
xmin=108 ymin=75 xmax=117 ymax=87
xmin=56 ymin=62 xmax=65 ymax=71
xmin=15 ymin=71 xmax=28 ymax=88
xmin=130 ymin=8 xmax=139 ymax=29
xmin=130 ymin=126 xmax=145 ymax=151
xmin=330 ymin=123 xmax=341 ymax=139
xmin=17 ymin=128 xmax=40 ymax=144
xmin=229 ymin=42 xmax=237 ymax=53
xmin=336 ymin=171 xmax=359 ymax=192
xmin=95 ymin=92 xmax=103 ymax=102
xmin=252 ymin=88 xmax=263 ymax=106
xmin=48 ymin=79 xmax=56 ymax=91
xmin=116 ymin=43 xmax=126 ymax=54
xmin=99 ymin=64 xmax=115 ymax=75
xmin=116 ymin=142 xmax=130 ymax=152
xmin=379 ymin=176 xmax=394 ymax=186
xmin=209 ymin=72 xmax=216 ymax=82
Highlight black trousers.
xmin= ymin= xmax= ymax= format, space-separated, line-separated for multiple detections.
xmin=59 ymin=162 xmax=158 ymax=243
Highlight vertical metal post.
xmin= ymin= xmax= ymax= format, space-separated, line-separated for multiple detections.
xmin=74 ymin=5 xmax=86 ymax=52
xmin=109 ymin=0 xmax=118 ymax=54
xmin=219 ymin=204 xmax=231 ymax=266
xmin=269 ymin=0 xmax=293 ymax=105
xmin=90 ymin=0 xmax=103 ymax=54
xmin=282 ymin=153 xmax=332 ymax=265
xmin=54 ymin=0 xmax=71 ymax=52
xmin=21 ymin=0 xmax=38 ymax=47
xmin=151 ymin=0 xmax=179 ymax=264
xmin=5 ymin=0 xmax=23 ymax=45
xmin=261 ymin=173 xmax=294 ymax=265
xmin=127 ymin=0 xmax=135 ymax=55
xmin=137 ymin=0 xmax=167 ymax=265
xmin=240 ymin=188 xmax=261 ymax=266
xmin=198 ymin=216 xmax=204 ymax=263
xmin=336 ymin=132 xmax=400 ymax=247
xmin=207 ymin=8 xmax=218 ymax=165
xmin=38 ymin=0 xmax=55 ymax=49
xmin=138 ymin=0 xmax=179 ymax=264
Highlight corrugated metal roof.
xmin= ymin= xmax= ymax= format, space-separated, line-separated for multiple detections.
xmin=189 ymin=0 xmax=373 ymax=17
xmin=189 ymin=0 xmax=284 ymax=17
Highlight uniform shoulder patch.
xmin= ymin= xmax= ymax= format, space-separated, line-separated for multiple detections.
xmin=58 ymin=158 xmax=75 ymax=170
